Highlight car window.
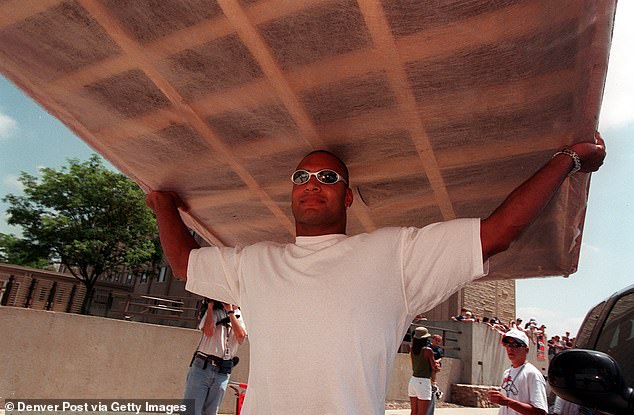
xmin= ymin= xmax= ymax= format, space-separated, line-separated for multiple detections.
xmin=595 ymin=292 xmax=634 ymax=387
xmin=575 ymin=301 xmax=606 ymax=347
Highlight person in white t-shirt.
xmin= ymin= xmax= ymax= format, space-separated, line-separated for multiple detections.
xmin=487 ymin=329 xmax=548 ymax=415
xmin=146 ymin=136 xmax=605 ymax=415
xmin=184 ymin=299 xmax=246 ymax=415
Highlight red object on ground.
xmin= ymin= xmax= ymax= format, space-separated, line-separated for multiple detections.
xmin=229 ymin=382 xmax=248 ymax=415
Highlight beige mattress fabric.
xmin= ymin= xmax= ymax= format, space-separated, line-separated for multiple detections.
xmin=0 ymin=0 xmax=617 ymax=279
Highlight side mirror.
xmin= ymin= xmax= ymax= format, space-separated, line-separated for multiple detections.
xmin=548 ymin=349 xmax=634 ymax=415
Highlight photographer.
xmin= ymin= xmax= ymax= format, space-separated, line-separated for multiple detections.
xmin=184 ymin=299 xmax=247 ymax=415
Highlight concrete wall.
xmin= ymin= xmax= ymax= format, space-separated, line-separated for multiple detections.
xmin=418 ymin=321 xmax=510 ymax=386
xmin=0 ymin=306 xmax=249 ymax=414
xmin=387 ymin=355 xmax=462 ymax=401
xmin=468 ymin=322 xmax=549 ymax=383
xmin=422 ymin=320 xmax=549 ymax=385
xmin=468 ymin=322 xmax=509 ymax=385
xmin=1 ymin=307 xmax=547 ymax=412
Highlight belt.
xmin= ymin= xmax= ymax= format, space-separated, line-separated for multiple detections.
xmin=195 ymin=353 xmax=223 ymax=366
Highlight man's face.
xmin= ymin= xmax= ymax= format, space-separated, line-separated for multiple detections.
xmin=291 ymin=152 xmax=353 ymax=236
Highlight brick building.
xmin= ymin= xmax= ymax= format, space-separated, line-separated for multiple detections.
xmin=0 ymin=262 xmax=201 ymax=327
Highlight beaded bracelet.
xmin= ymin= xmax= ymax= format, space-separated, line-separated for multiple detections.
xmin=552 ymin=148 xmax=581 ymax=176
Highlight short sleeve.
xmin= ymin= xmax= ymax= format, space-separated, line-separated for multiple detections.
xmin=529 ymin=370 xmax=549 ymax=410
xmin=401 ymin=218 xmax=487 ymax=315
xmin=186 ymin=246 xmax=242 ymax=306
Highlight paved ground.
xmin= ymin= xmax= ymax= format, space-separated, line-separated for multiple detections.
xmin=0 ymin=406 xmax=498 ymax=415
xmin=216 ymin=408 xmax=499 ymax=415
xmin=218 ymin=409 xmax=499 ymax=415
xmin=0 ymin=408 xmax=497 ymax=415
xmin=386 ymin=409 xmax=498 ymax=415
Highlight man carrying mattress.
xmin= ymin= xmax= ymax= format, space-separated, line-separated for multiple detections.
xmin=146 ymin=134 xmax=605 ymax=415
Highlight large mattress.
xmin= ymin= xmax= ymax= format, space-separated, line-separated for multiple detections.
xmin=0 ymin=0 xmax=616 ymax=279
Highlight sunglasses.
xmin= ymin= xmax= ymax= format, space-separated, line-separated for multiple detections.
xmin=503 ymin=342 xmax=527 ymax=349
xmin=291 ymin=169 xmax=348 ymax=186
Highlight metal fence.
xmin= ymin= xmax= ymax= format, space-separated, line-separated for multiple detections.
xmin=106 ymin=292 xmax=200 ymax=328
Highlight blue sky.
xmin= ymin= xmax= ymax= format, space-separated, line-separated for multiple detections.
xmin=1 ymin=4 xmax=632 ymax=338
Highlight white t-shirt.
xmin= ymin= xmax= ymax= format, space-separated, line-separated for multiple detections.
xmin=197 ymin=307 xmax=245 ymax=358
xmin=187 ymin=219 xmax=486 ymax=415
xmin=499 ymin=362 xmax=548 ymax=415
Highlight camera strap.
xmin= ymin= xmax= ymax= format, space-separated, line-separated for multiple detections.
xmin=223 ymin=309 xmax=233 ymax=360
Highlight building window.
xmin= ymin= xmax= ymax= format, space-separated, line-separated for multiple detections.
xmin=56 ymin=288 xmax=65 ymax=303
xmin=140 ymin=272 xmax=148 ymax=283
xmin=158 ymin=267 xmax=167 ymax=283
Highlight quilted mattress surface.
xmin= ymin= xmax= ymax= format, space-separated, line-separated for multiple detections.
xmin=0 ymin=0 xmax=617 ymax=279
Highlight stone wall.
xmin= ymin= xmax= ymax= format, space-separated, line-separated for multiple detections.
xmin=463 ymin=279 xmax=516 ymax=324
xmin=423 ymin=279 xmax=516 ymax=324
xmin=451 ymin=384 xmax=499 ymax=408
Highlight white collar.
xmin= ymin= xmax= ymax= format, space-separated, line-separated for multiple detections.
xmin=294 ymin=233 xmax=347 ymax=248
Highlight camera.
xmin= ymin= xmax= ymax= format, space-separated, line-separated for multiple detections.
xmin=218 ymin=358 xmax=234 ymax=374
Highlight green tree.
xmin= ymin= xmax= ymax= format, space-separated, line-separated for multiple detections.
xmin=0 ymin=232 xmax=49 ymax=268
xmin=2 ymin=155 xmax=159 ymax=313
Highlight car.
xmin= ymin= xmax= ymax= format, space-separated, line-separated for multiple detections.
xmin=548 ymin=283 xmax=634 ymax=415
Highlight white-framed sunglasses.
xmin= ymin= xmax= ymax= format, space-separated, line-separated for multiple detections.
xmin=291 ymin=169 xmax=348 ymax=185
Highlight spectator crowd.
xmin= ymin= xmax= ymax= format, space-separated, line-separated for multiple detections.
xmin=450 ymin=308 xmax=576 ymax=359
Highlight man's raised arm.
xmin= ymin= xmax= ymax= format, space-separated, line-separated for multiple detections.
xmin=146 ymin=191 xmax=199 ymax=279
xmin=481 ymin=133 xmax=606 ymax=261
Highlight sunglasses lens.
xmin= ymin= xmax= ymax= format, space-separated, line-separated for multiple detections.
xmin=292 ymin=170 xmax=309 ymax=184
xmin=317 ymin=170 xmax=339 ymax=184
xmin=291 ymin=169 xmax=345 ymax=185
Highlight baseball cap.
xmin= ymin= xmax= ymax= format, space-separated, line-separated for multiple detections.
xmin=502 ymin=329 xmax=529 ymax=347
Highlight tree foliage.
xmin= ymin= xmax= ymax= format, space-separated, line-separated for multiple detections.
xmin=2 ymin=155 xmax=159 ymax=313
xmin=0 ymin=232 xmax=49 ymax=268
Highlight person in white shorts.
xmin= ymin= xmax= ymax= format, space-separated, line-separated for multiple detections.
xmin=408 ymin=327 xmax=438 ymax=415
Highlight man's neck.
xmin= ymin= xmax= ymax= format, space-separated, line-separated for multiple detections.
xmin=295 ymin=223 xmax=346 ymax=237
xmin=511 ymin=359 xmax=527 ymax=368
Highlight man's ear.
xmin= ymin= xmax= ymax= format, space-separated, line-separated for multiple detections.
xmin=345 ymin=187 xmax=354 ymax=208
